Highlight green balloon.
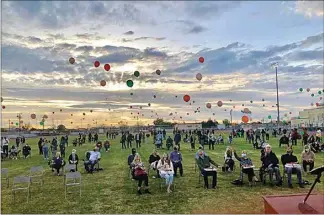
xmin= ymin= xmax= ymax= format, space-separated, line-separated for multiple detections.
xmin=318 ymin=91 xmax=322 ymax=95
xmin=311 ymin=93 xmax=314 ymax=97
xmin=15 ymin=123 xmax=18 ymax=126
xmin=268 ymin=115 xmax=272 ymax=119
xmin=40 ymin=122 xmax=44 ymax=126
xmin=134 ymin=71 xmax=140 ymax=77
xmin=126 ymin=80 xmax=134 ymax=88
xmin=283 ymin=120 xmax=286 ymax=124
xmin=299 ymin=88 xmax=303 ymax=92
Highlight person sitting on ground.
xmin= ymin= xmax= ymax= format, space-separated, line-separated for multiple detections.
xmin=22 ymin=143 xmax=31 ymax=159
xmin=131 ymin=154 xmax=151 ymax=195
xmin=170 ymin=146 xmax=183 ymax=177
xmin=128 ymin=148 xmax=137 ymax=169
xmin=301 ymin=145 xmax=315 ymax=172
xmin=148 ymin=149 xmax=160 ymax=179
xmin=166 ymin=136 xmax=173 ymax=150
xmin=261 ymin=144 xmax=282 ymax=186
xmin=224 ymin=146 xmax=235 ymax=172
xmin=9 ymin=145 xmax=18 ymax=159
xmin=104 ymin=140 xmax=110 ymax=152
xmin=51 ymin=152 xmax=65 ymax=176
xmin=196 ymin=149 xmax=219 ymax=189
xmin=233 ymin=149 xmax=259 ymax=186
xmin=84 ymin=147 xmax=101 ymax=173
xmin=281 ymin=146 xmax=305 ymax=188
xmin=157 ymin=153 xmax=175 ymax=193
xmin=68 ymin=149 xmax=79 ymax=171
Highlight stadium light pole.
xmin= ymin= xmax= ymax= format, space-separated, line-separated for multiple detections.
xmin=271 ymin=62 xmax=280 ymax=130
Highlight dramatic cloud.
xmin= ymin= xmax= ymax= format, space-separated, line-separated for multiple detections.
xmin=295 ymin=1 xmax=324 ymax=17
xmin=124 ymin=31 xmax=134 ymax=35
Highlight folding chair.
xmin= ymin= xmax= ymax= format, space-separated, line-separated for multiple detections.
xmin=63 ymin=164 xmax=77 ymax=184
xmin=29 ymin=166 xmax=44 ymax=185
xmin=159 ymin=176 xmax=176 ymax=191
xmin=65 ymin=171 xmax=81 ymax=200
xmin=1 ymin=168 xmax=9 ymax=188
xmin=240 ymin=166 xmax=260 ymax=187
xmin=12 ymin=176 xmax=31 ymax=202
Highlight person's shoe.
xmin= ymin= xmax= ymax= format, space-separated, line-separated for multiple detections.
xmin=137 ymin=190 xmax=142 ymax=195
xmin=144 ymin=189 xmax=151 ymax=194
xmin=288 ymin=184 xmax=293 ymax=189
xmin=152 ymin=176 xmax=156 ymax=179
xmin=211 ymin=186 xmax=217 ymax=189
xmin=299 ymin=183 xmax=305 ymax=188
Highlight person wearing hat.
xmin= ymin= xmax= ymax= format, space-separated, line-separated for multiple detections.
xmin=281 ymin=146 xmax=304 ymax=188
xmin=301 ymin=145 xmax=315 ymax=172
xmin=68 ymin=149 xmax=79 ymax=171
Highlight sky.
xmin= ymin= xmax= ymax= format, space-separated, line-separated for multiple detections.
xmin=1 ymin=1 xmax=323 ymax=129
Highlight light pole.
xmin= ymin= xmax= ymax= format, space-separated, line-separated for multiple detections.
xmin=271 ymin=62 xmax=280 ymax=130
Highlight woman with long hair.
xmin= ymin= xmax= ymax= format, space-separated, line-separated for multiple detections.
xmin=132 ymin=154 xmax=151 ymax=195
xmin=157 ymin=153 xmax=174 ymax=193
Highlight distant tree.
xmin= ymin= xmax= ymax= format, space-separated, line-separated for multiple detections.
xmin=57 ymin=124 xmax=66 ymax=131
xmin=153 ymin=118 xmax=172 ymax=127
xmin=202 ymin=118 xmax=218 ymax=128
xmin=222 ymin=119 xmax=230 ymax=127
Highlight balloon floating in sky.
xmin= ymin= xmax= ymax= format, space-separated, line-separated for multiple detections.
xmin=242 ymin=104 xmax=244 ymax=106
xmin=243 ymin=108 xmax=250 ymax=113
xmin=183 ymin=95 xmax=190 ymax=102
xmin=306 ymin=88 xmax=310 ymax=92
xmin=69 ymin=57 xmax=75 ymax=64
xmin=156 ymin=70 xmax=161 ymax=75
xmin=311 ymin=93 xmax=314 ymax=97
xmin=263 ymin=104 xmax=266 ymax=107
xmin=148 ymin=103 xmax=151 ymax=107
xmin=153 ymin=95 xmax=156 ymax=98
xmin=100 ymin=80 xmax=106 ymax=87
xmin=318 ymin=91 xmax=322 ymax=95
xmin=104 ymin=64 xmax=111 ymax=71
xmin=199 ymin=57 xmax=204 ymax=63
xmin=250 ymin=100 xmax=253 ymax=103
xmin=213 ymin=113 xmax=215 ymax=115
xmin=175 ymin=95 xmax=178 ymax=98
xmin=299 ymin=88 xmax=303 ymax=92
xmin=94 ymin=61 xmax=100 ymax=67
xmin=134 ymin=71 xmax=140 ymax=77
xmin=206 ymin=103 xmax=211 ymax=109
xmin=31 ymin=114 xmax=36 ymax=119
xmin=83 ymin=113 xmax=86 ymax=116
xmin=196 ymin=73 xmax=202 ymax=81
xmin=2 ymin=105 xmax=5 ymax=109
xmin=130 ymin=106 xmax=133 ymax=109
xmin=217 ymin=101 xmax=223 ymax=107
xmin=60 ymin=109 xmax=62 ymax=112
xmin=52 ymin=112 xmax=55 ymax=114
xmin=230 ymin=99 xmax=232 ymax=102
xmin=130 ymin=92 xmax=133 ymax=96
xmin=40 ymin=121 xmax=44 ymax=126
xmin=316 ymin=102 xmax=320 ymax=107
xmin=268 ymin=115 xmax=272 ymax=119
xmin=126 ymin=80 xmax=134 ymax=88
xmin=262 ymin=98 xmax=265 ymax=102
xmin=242 ymin=116 xmax=249 ymax=123
xmin=90 ymin=110 xmax=93 ymax=113
xmin=71 ymin=114 xmax=73 ymax=116
xmin=311 ymin=103 xmax=314 ymax=106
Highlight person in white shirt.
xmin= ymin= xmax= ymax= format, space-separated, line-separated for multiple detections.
xmin=157 ymin=153 xmax=174 ymax=193
xmin=208 ymin=133 xmax=216 ymax=150
xmin=2 ymin=137 xmax=9 ymax=157
xmin=85 ymin=147 xmax=101 ymax=173
xmin=316 ymin=128 xmax=322 ymax=142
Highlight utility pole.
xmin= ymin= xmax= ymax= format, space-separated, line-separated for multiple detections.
xmin=230 ymin=109 xmax=233 ymax=126
xmin=271 ymin=62 xmax=280 ymax=130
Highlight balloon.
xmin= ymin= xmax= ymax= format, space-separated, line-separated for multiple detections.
xmin=11 ymin=122 xmax=13 ymax=124
xmin=318 ymin=91 xmax=322 ymax=95
xmin=16 ymin=123 xmax=19 ymax=126
xmin=130 ymin=93 xmax=133 ymax=96
xmin=311 ymin=103 xmax=314 ymax=106
xmin=90 ymin=110 xmax=93 ymax=113
xmin=289 ymin=112 xmax=292 ymax=114
xmin=71 ymin=114 xmax=73 ymax=116
xmin=100 ymin=80 xmax=106 ymax=86
xmin=193 ymin=101 xmax=195 ymax=103
xmin=316 ymin=102 xmax=320 ymax=107
xmin=104 ymin=64 xmax=110 ymax=71
xmin=299 ymin=88 xmax=303 ymax=92
xmin=242 ymin=104 xmax=244 ymax=106
xmin=130 ymin=106 xmax=133 ymax=109
xmin=60 ymin=109 xmax=62 ymax=112
xmin=134 ymin=71 xmax=140 ymax=77
xmin=217 ymin=101 xmax=223 ymax=107
xmin=306 ymin=88 xmax=310 ymax=92
xmin=187 ymin=113 xmax=189 ymax=115
xmin=206 ymin=103 xmax=211 ymax=109
xmin=31 ymin=114 xmax=36 ymax=119
xmin=262 ymin=98 xmax=265 ymax=102
xmin=40 ymin=122 xmax=44 ymax=126
xmin=2 ymin=105 xmax=5 ymax=109
xmin=126 ymin=80 xmax=134 ymax=87
xmin=156 ymin=70 xmax=161 ymax=75
xmin=153 ymin=95 xmax=156 ymax=98
xmin=83 ymin=113 xmax=86 ymax=116
xmin=242 ymin=116 xmax=249 ymax=123
xmin=69 ymin=57 xmax=75 ymax=64
xmin=243 ymin=108 xmax=250 ymax=113
xmin=183 ymin=95 xmax=190 ymax=102
xmin=230 ymin=99 xmax=232 ymax=102
xmin=71 ymin=122 xmax=73 ymax=124
xmin=1 ymin=97 xmax=3 ymax=102
xmin=199 ymin=57 xmax=204 ymax=63
xmin=94 ymin=61 xmax=100 ymax=67
xmin=268 ymin=115 xmax=272 ymax=119
xmin=196 ymin=73 xmax=202 ymax=81
xmin=263 ymin=104 xmax=265 ymax=107
xmin=175 ymin=95 xmax=178 ymax=98
xmin=250 ymin=100 xmax=253 ymax=103
xmin=311 ymin=93 xmax=314 ymax=97
xmin=212 ymin=113 xmax=215 ymax=115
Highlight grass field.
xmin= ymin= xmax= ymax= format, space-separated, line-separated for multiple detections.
xmin=1 ymin=133 xmax=324 ymax=214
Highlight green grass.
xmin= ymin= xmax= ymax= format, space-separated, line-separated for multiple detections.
xmin=1 ymin=133 xmax=324 ymax=214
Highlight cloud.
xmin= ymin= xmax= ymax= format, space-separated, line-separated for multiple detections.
xmin=121 ymin=37 xmax=166 ymax=43
xmin=124 ymin=31 xmax=134 ymax=35
xmin=295 ymin=1 xmax=324 ymax=17
xmin=187 ymin=25 xmax=207 ymax=34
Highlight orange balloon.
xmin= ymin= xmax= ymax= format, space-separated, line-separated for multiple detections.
xmin=206 ymin=103 xmax=211 ymax=109
xmin=242 ymin=116 xmax=249 ymax=123
xmin=183 ymin=95 xmax=190 ymax=102
xmin=31 ymin=114 xmax=36 ymax=119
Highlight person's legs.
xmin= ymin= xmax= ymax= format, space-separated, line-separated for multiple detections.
xmin=179 ymin=162 xmax=183 ymax=176
xmin=173 ymin=162 xmax=178 ymax=177
xmin=268 ymin=167 xmax=274 ymax=185
xmin=295 ymin=168 xmax=303 ymax=184
xmin=302 ymin=160 xmax=308 ymax=172
xmin=210 ymin=171 xmax=217 ymax=188
xmin=201 ymin=170 xmax=208 ymax=188
xmin=309 ymin=162 xmax=314 ymax=171
xmin=274 ymin=167 xmax=282 ymax=184
xmin=285 ymin=167 xmax=293 ymax=186
xmin=228 ymin=159 xmax=234 ymax=171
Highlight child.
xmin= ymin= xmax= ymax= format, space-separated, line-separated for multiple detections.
xmin=104 ymin=140 xmax=110 ymax=152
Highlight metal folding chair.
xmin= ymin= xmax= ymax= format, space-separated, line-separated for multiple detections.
xmin=12 ymin=176 xmax=31 ymax=202
xmin=1 ymin=168 xmax=9 ymax=188
xmin=29 ymin=166 xmax=44 ymax=185
xmin=65 ymin=171 xmax=82 ymax=200
xmin=63 ymin=164 xmax=77 ymax=184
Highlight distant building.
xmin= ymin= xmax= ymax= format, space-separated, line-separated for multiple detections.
xmin=291 ymin=105 xmax=324 ymax=128
xmin=174 ymin=123 xmax=202 ymax=130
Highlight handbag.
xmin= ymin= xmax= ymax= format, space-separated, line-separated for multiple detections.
xmin=134 ymin=168 xmax=147 ymax=176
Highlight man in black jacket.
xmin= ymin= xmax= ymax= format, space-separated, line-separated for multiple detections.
xmin=262 ymin=144 xmax=282 ymax=186
xmin=281 ymin=146 xmax=304 ymax=188
xmin=279 ymin=134 xmax=289 ymax=147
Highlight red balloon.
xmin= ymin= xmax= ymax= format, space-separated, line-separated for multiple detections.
xmin=2 ymin=106 xmax=5 ymax=109
xmin=289 ymin=112 xmax=292 ymax=114
xmin=242 ymin=116 xmax=249 ymax=123
xmin=94 ymin=61 xmax=100 ymax=67
xmin=316 ymin=102 xmax=320 ymax=107
xmin=130 ymin=106 xmax=133 ymax=109
xmin=104 ymin=64 xmax=110 ymax=71
xmin=183 ymin=95 xmax=190 ymax=102
xmin=217 ymin=101 xmax=223 ymax=107
xmin=69 ymin=57 xmax=75 ymax=64
xmin=206 ymin=103 xmax=211 ymax=109
xmin=199 ymin=57 xmax=204 ymax=63
xmin=233 ymin=105 xmax=235 ymax=108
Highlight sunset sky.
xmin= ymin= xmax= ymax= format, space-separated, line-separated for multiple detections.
xmin=1 ymin=1 xmax=323 ymax=128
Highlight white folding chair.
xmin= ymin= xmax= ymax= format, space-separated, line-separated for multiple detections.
xmin=65 ymin=171 xmax=82 ymax=200
xmin=12 ymin=176 xmax=31 ymax=202
xmin=1 ymin=168 xmax=9 ymax=188
xmin=30 ymin=166 xmax=44 ymax=185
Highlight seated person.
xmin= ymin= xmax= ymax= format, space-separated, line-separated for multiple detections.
xmin=301 ymin=145 xmax=315 ymax=172
xmin=72 ymin=138 xmax=78 ymax=147
xmin=195 ymin=146 xmax=207 ymax=160
xmin=104 ymin=140 xmax=110 ymax=152
xmin=131 ymin=154 xmax=151 ymax=195
xmin=281 ymin=146 xmax=305 ymax=188
xmin=217 ymin=135 xmax=224 ymax=144
xmin=157 ymin=153 xmax=174 ymax=193
xmin=128 ymin=148 xmax=136 ymax=170
xmin=170 ymin=147 xmax=183 ymax=177
xmin=84 ymin=147 xmax=101 ymax=173
xmin=50 ymin=152 xmax=65 ymax=176
xmin=166 ymin=136 xmax=173 ymax=150
xmin=9 ymin=145 xmax=19 ymax=159
xmin=224 ymin=147 xmax=235 ymax=172
xmin=148 ymin=149 xmax=160 ymax=178
xmin=279 ymin=134 xmax=289 ymax=147
xmin=308 ymin=135 xmax=315 ymax=144
xmin=68 ymin=149 xmax=79 ymax=171
xmin=96 ymin=141 xmax=103 ymax=151
xmin=233 ymin=149 xmax=259 ymax=186
xmin=311 ymin=142 xmax=320 ymax=153
xmin=196 ymin=149 xmax=219 ymax=189
xmin=22 ymin=144 xmax=31 ymax=159
xmin=261 ymin=144 xmax=282 ymax=186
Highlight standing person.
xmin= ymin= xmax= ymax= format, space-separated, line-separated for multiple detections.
xmin=15 ymin=136 xmax=20 ymax=148
xmin=174 ymin=132 xmax=181 ymax=151
xmin=104 ymin=140 xmax=110 ymax=152
xmin=51 ymin=137 xmax=58 ymax=158
xmin=166 ymin=136 xmax=173 ymax=150
xmin=135 ymin=133 xmax=141 ymax=148
xmin=208 ymin=133 xmax=216 ymax=150
xmin=261 ymin=129 xmax=266 ymax=142
xmin=149 ymin=149 xmax=160 ymax=179
xmin=196 ymin=149 xmax=219 ymax=189
xmin=291 ymin=128 xmax=298 ymax=146
xmin=127 ymin=133 xmax=133 ymax=149
xmin=21 ymin=136 xmax=26 ymax=146
xmin=120 ymin=132 xmax=126 ymax=149
xmin=65 ymin=135 xmax=69 ymax=147
xmin=88 ymin=133 xmax=92 ymax=143
xmin=59 ymin=140 xmax=66 ymax=158
xmin=302 ymin=128 xmax=309 ymax=146
xmin=190 ymin=134 xmax=196 ymax=151
xmin=170 ymin=147 xmax=183 ymax=177
xmin=157 ymin=153 xmax=175 ymax=193
xmin=38 ymin=138 xmax=44 ymax=155
xmin=3 ymin=137 xmax=9 ymax=157
xmin=162 ymin=129 xmax=166 ymax=140
xmin=42 ymin=139 xmax=49 ymax=160
xmin=301 ymin=145 xmax=315 ymax=172
xmin=255 ymin=129 xmax=262 ymax=146
xmin=265 ymin=129 xmax=270 ymax=141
